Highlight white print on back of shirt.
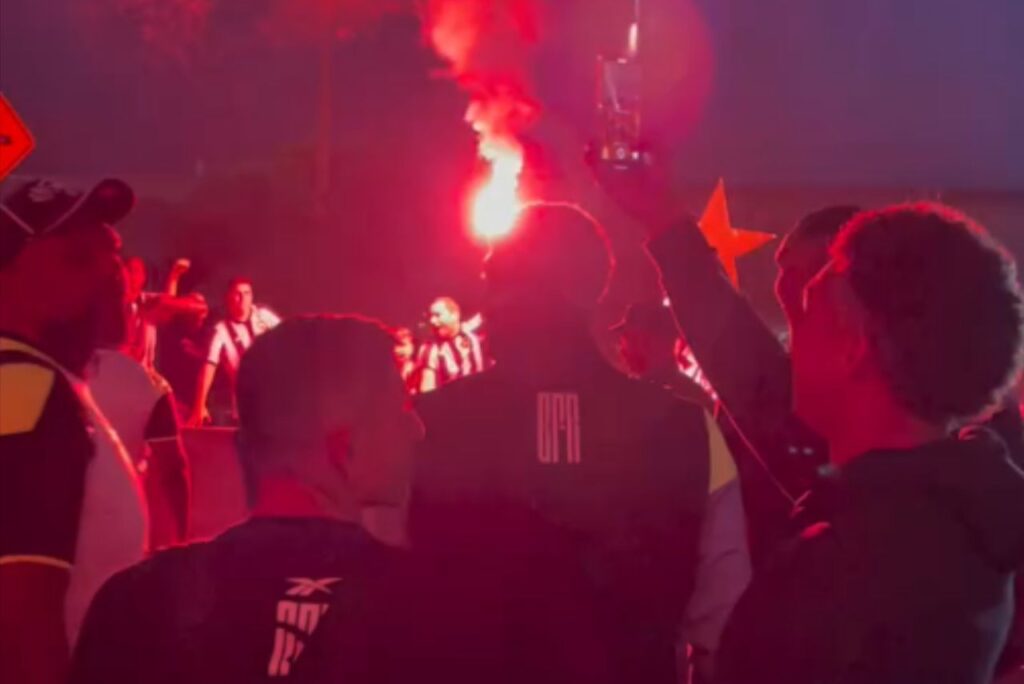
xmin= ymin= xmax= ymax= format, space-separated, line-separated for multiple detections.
xmin=536 ymin=393 xmax=581 ymax=465
xmin=267 ymin=577 xmax=340 ymax=677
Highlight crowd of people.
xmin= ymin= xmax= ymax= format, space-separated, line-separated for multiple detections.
xmin=2 ymin=171 xmax=1024 ymax=684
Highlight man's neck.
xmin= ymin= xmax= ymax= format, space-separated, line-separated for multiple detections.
xmin=492 ymin=318 xmax=603 ymax=384
xmin=826 ymin=397 xmax=946 ymax=467
xmin=251 ymin=477 xmax=360 ymax=524
xmin=0 ymin=306 xmax=42 ymax=345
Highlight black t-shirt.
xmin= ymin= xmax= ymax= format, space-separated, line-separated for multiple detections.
xmin=70 ymin=517 xmax=411 ymax=684
xmin=0 ymin=337 xmax=92 ymax=571
xmin=409 ymin=353 xmax=712 ymax=684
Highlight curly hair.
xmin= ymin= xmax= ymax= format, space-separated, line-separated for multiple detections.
xmin=832 ymin=202 xmax=1024 ymax=426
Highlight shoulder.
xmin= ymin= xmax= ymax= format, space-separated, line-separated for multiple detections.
xmin=614 ymin=371 xmax=709 ymax=432
xmin=205 ymin=321 xmax=230 ymax=348
xmin=0 ymin=359 xmax=60 ymax=437
xmin=0 ymin=356 xmax=84 ymax=439
xmin=91 ymin=349 xmax=165 ymax=398
xmin=256 ymin=306 xmax=282 ymax=326
xmin=99 ymin=542 xmax=211 ymax=601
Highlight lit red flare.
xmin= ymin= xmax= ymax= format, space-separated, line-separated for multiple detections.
xmin=423 ymin=0 xmax=540 ymax=244
xmin=469 ymin=136 xmax=524 ymax=242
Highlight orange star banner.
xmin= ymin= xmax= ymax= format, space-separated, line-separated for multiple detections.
xmin=699 ymin=178 xmax=775 ymax=287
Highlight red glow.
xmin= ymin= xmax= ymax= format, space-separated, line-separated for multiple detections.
xmin=469 ymin=129 xmax=524 ymax=242
xmin=423 ymin=0 xmax=539 ymax=243
xmin=85 ymin=0 xmax=212 ymax=61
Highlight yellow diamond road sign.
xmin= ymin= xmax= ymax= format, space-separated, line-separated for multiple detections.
xmin=0 ymin=93 xmax=35 ymax=181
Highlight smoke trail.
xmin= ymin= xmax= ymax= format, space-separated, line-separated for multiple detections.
xmin=421 ymin=0 xmax=541 ymax=241
xmin=92 ymin=0 xmax=212 ymax=61
xmin=263 ymin=0 xmax=407 ymax=44
xmin=89 ymin=1 xmax=408 ymax=60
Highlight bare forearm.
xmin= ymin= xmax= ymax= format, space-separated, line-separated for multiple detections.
xmin=147 ymin=440 xmax=191 ymax=544
xmin=194 ymin=364 xmax=216 ymax=414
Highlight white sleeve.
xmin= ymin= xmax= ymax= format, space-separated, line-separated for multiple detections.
xmin=205 ymin=325 xmax=225 ymax=366
xmin=682 ymin=478 xmax=752 ymax=657
xmin=260 ymin=307 xmax=282 ymax=328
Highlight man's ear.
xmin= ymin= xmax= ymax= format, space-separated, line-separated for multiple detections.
xmin=844 ymin=317 xmax=876 ymax=379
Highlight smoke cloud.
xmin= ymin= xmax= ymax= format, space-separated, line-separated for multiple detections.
xmin=421 ymin=0 xmax=542 ymax=240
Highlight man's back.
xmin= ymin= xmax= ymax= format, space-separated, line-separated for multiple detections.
xmin=70 ymin=517 xmax=407 ymax=684
xmin=410 ymin=354 xmax=712 ymax=683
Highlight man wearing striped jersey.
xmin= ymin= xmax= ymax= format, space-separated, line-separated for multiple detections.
xmin=189 ymin=277 xmax=281 ymax=426
xmin=416 ymin=296 xmax=487 ymax=393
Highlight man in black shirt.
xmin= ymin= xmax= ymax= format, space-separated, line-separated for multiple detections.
xmin=71 ymin=315 xmax=425 ymax=683
xmin=715 ymin=203 xmax=1024 ymax=683
xmin=0 ymin=177 xmax=139 ymax=684
xmin=410 ymin=203 xmax=749 ymax=684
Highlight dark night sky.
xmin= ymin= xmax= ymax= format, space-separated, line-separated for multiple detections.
xmin=2 ymin=0 xmax=1022 ymax=189
xmin=2 ymin=0 xmax=1023 ymax=327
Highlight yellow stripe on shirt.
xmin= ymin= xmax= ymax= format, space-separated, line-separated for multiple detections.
xmin=0 ymin=363 xmax=55 ymax=436
xmin=705 ymin=411 xmax=738 ymax=494
xmin=0 ymin=555 xmax=72 ymax=571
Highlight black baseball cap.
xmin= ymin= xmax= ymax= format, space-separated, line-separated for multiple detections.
xmin=0 ymin=178 xmax=135 ymax=267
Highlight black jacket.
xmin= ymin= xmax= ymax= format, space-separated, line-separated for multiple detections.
xmin=715 ymin=429 xmax=1024 ymax=684
xmin=646 ymin=223 xmax=825 ymax=563
xmin=409 ymin=343 xmax=713 ymax=684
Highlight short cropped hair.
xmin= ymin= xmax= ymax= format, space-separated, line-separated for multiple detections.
xmin=227 ymin=276 xmax=254 ymax=291
xmin=432 ymin=296 xmax=460 ymax=318
xmin=236 ymin=315 xmax=399 ymax=478
xmin=790 ymin=205 xmax=862 ymax=244
xmin=485 ymin=202 xmax=615 ymax=308
xmin=833 ymin=203 xmax=1024 ymax=426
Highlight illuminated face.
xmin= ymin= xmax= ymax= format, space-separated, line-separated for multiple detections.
xmin=6 ymin=223 xmax=126 ymax=370
xmin=429 ymin=300 xmax=461 ymax=340
xmin=789 ymin=263 xmax=863 ymax=440
xmin=227 ymin=282 xmax=254 ymax=322
xmin=775 ymin=233 xmax=833 ymax=326
xmin=125 ymin=257 xmax=147 ymax=298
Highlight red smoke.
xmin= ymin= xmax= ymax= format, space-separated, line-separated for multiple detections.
xmin=89 ymin=0 xmax=212 ymax=61
xmin=90 ymin=1 xmax=407 ymax=59
xmin=262 ymin=0 xmax=407 ymax=44
xmin=422 ymin=0 xmax=541 ymax=242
